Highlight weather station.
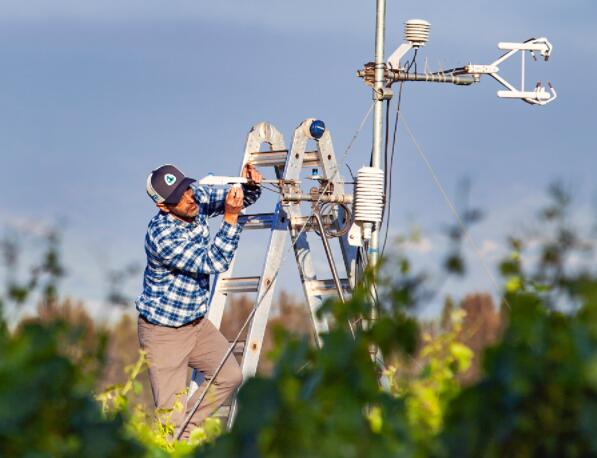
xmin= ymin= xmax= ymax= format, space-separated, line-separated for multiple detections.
xmin=177 ymin=1 xmax=556 ymax=437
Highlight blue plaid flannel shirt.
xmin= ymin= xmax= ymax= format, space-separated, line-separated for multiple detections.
xmin=135 ymin=182 xmax=261 ymax=327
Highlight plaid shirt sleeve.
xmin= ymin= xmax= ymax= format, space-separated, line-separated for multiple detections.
xmin=201 ymin=185 xmax=228 ymax=217
xmin=241 ymin=183 xmax=262 ymax=207
xmin=192 ymin=182 xmax=262 ymax=217
xmin=151 ymin=220 xmax=242 ymax=275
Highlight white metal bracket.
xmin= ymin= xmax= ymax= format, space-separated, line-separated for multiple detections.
xmin=387 ymin=43 xmax=413 ymax=70
xmin=464 ymin=37 xmax=557 ymax=105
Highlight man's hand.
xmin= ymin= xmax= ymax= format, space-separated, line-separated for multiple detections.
xmin=224 ymin=186 xmax=244 ymax=225
xmin=242 ymin=163 xmax=263 ymax=185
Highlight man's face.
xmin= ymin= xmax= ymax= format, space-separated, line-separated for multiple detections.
xmin=161 ymin=187 xmax=198 ymax=220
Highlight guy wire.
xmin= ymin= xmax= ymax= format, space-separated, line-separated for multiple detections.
xmin=399 ymin=113 xmax=510 ymax=310
xmin=381 ymin=81 xmax=404 ymax=258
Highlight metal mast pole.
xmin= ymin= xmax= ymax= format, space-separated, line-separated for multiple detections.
xmin=369 ymin=0 xmax=387 ymax=314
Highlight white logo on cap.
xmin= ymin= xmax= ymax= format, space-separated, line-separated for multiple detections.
xmin=164 ymin=174 xmax=177 ymax=186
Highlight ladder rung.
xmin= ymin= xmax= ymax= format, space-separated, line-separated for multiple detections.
xmin=231 ymin=341 xmax=245 ymax=356
xmin=248 ymin=150 xmax=288 ymax=167
xmin=213 ymin=405 xmax=230 ymax=418
xmin=306 ymin=278 xmax=351 ymax=297
xmin=239 ymin=213 xmax=275 ymax=230
xmin=218 ymin=276 xmax=260 ymax=293
xmin=290 ymin=215 xmax=336 ymax=231
xmin=302 ymin=151 xmax=324 ymax=167
xmin=248 ymin=150 xmax=321 ymax=168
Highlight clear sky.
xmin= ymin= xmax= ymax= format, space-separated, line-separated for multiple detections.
xmin=1 ymin=1 xmax=594 ymax=321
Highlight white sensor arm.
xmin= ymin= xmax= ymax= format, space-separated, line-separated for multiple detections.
xmin=198 ymin=176 xmax=249 ymax=186
xmin=497 ymin=38 xmax=552 ymax=58
xmin=197 ymin=176 xmax=288 ymax=186
xmin=464 ymin=37 xmax=556 ymax=105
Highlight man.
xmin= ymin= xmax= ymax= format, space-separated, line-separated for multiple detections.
xmin=136 ymin=163 xmax=262 ymax=439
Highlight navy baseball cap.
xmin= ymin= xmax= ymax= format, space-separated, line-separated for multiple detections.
xmin=146 ymin=164 xmax=196 ymax=205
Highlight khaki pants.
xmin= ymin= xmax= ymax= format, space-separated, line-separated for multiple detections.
xmin=137 ymin=315 xmax=242 ymax=439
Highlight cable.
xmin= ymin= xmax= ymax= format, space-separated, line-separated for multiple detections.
xmin=313 ymin=202 xmax=351 ymax=239
xmin=345 ymin=164 xmax=356 ymax=182
xmin=398 ymin=112 xmax=510 ymax=310
xmin=430 ymin=66 xmax=466 ymax=76
xmin=383 ymin=98 xmax=391 ymax=214
xmin=259 ymin=183 xmax=283 ymax=195
xmin=381 ymin=81 xmax=404 ymax=258
xmin=381 ymin=51 xmax=417 ymax=258
xmin=176 ymin=103 xmax=375 ymax=439
xmin=405 ymin=49 xmax=418 ymax=75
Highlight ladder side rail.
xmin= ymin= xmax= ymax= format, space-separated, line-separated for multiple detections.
xmin=315 ymin=131 xmax=358 ymax=289
xmin=223 ymin=123 xmax=289 ymax=427
xmin=207 ymin=122 xmax=286 ymax=327
xmin=191 ymin=123 xmax=285 ymax=398
xmin=237 ymin=203 xmax=289 ymax=379
xmin=236 ymin=121 xmax=307 ymax=377
xmin=226 ymin=202 xmax=289 ymax=427
xmin=285 ymin=121 xmax=333 ymax=343
xmin=228 ymin=121 xmax=327 ymax=426
xmin=288 ymin=205 xmax=330 ymax=344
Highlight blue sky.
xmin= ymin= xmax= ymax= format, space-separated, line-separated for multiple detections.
xmin=1 ymin=1 xmax=595 ymax=320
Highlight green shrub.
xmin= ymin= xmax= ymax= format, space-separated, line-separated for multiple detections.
xmin=387 ymin=309 xmax=473 ymax=444
xmin=439 ymin=293 xmax=597 ymax=457
xmin=98 ymin=351 xmax=222 ymax=458
xmin=2 ymin=183 xmax=596 ymax=457
xmin=0 ymin=320 xmax=143 ymax=457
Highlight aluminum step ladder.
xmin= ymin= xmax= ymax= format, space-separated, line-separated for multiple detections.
xmin=188 ymin=119 xmax=357 ymax=429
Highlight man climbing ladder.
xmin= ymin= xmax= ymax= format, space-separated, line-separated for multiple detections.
xmin=135 ymin=163 xmax=262 ymax=440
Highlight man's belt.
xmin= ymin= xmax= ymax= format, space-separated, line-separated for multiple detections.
xmin=140 ymin=314 xmax=203 ymax=328
xmin=180 ymin=316 xmax=203 ymax=328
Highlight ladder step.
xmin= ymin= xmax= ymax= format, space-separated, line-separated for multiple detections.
xmin=231 ymin=341 xmax=245 ymax=356
xmin=290 ymin=215 xmax=336 ymax=231
xmin=239 ymin=213 xmax=275 ymax=230
xmin=306 ymin=278 xmax=351 ymax=298
xmin=213 ymin=405 xmax=230 ymax=418
xmin=248 ymin=150 xmax=288 ymax=167
xmin=213 ymin=394 xmax=239 ymax=418
xmin=217 ymin=276 xmax=260 ymax=294
xmin=302 ymin=151 xmax=323 ymax=168
xmin=249 ymin=150 xmax=322 ymax=168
